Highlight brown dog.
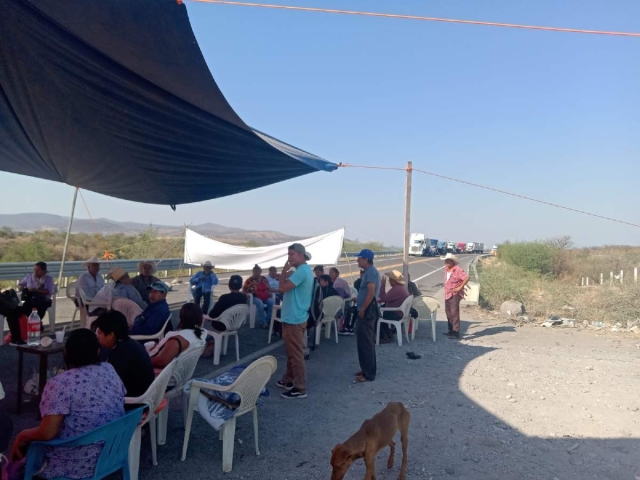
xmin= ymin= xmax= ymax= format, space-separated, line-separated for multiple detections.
xmin=330 ymin=402 xmax=410 ymax=480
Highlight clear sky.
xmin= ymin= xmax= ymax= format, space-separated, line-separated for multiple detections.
xmin=1 ymin=0 xmax=639 ymax=248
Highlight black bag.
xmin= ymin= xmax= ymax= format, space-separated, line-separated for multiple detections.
xmin=0 ymin=289 xmax=20 ymax=310
xmin=363 ymin=295 xmax=381 ymax=321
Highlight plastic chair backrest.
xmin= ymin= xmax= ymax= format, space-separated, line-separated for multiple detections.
xmin=171 ymin=344 xmax=206 ymax=390
xmin=350 ymin=287 xmax=358 ymax=298
xmin=322 ymin=296 xmax=344 ymax=319
xmin=125 ymin=358 xmax=178 ymax=410
xmin=421 ymin=296 xmax=440 ymax=312
xmin=398 ymin=295 xmax=414 ymax=319
xmin=219 ymin=304 xmax=249 ymax=331
xmin=66 ymin=281 xmax=77 ymax=300
xmin=25 ymin=407 xmax=144 ymax=480
xmin=231 ymin=355 xmax=277 ymax=417
xmin=111 ymin=297 xmax=143 ymax=326
xmin=411 ymin=296 xmax=432 ymax=319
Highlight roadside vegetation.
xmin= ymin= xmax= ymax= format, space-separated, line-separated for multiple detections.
xmin=478 ymin=237 xmax=640 ymax=328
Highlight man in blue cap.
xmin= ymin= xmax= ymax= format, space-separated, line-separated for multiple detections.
xmin=130 ymin=281 xmax=173 ymax=336
xmin=353 ymin=249 xmax=381 ymax=383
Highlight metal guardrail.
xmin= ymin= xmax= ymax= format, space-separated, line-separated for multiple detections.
xmin=0 ymin=258 xmax=190 ymax=281
xmin=0 ymin=252 xmax=400 ymax=281
xmin=343 ymin=251 xmax=399 ymax=258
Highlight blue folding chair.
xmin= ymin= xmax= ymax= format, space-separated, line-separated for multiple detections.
xmin=24 ymin=407 xmax=144 ymax=480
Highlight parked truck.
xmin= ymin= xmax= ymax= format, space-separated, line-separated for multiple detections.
xmin=428 ymin=238 xmax=439 ymax=256
xmin=409 ymin=233 xmax=433 ymax=256
xmin=438 ymin=241 xmax=448 ymax=255
xmin=446 ymin=241 xmax=456 ymax=253
xmin=456 ymin=242 xmax=466 ymax=253
xmin=466 ymin=242 xmax=485 ymax=254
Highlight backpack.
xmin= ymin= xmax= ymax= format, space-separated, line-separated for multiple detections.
xmin=307 ymin=278 xmax=324 ymax=329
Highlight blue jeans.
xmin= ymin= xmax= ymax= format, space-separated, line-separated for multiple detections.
xmin=253 ymin=296 xmax=274 ymax=326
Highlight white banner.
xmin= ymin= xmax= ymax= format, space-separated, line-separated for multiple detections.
xmin=183 ymin=228 xmax=345 ymax=270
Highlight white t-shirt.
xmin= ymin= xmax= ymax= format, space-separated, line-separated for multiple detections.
xmin=446 ymin=271 xmax=452 ymax=281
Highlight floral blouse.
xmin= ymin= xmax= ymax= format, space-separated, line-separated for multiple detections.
xmin=39 ymin=363 xmax=125 ymax=479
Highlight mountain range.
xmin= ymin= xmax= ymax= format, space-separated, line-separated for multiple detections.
xmin=0 ymin=213 xmax=300 ymax=244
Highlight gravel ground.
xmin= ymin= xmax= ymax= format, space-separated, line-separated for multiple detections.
xmin=3 ymin=265 xmax=639 ymax=479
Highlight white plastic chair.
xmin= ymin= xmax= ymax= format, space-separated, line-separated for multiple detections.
xmin=377 ymin=295 xmax=413 ymax=346
xmin=410 ymin=295 xmax=440 ymax=342
xmin=66 ymin=281 xmax=81 ymax=330
xmin=267 ymin=305 xmax=281 ymax=345
xmin=77 ymin=287 xmax=109 ymax=328
xmin=315 ymin=296 xmax=343 ymax=346
xmin=181 ymin=355 xmax=277 ymax=473
xmin=126 ymin=358 xmax=178 ymax=480
xmin=112 ymin=297 xmax=143 ymax=327
xmin=205 ymin=304 xmax=249 ymax=365
xmin=157 ymin=343 xmax=206 ymax=445
xmin=130 ymin=313 xmax=172 ymax=342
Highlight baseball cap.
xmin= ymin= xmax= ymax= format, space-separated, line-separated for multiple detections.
xmin=356 ymin=249 xmax=374 ymax=260
xmin=288 ymin=243 xmax=312 ymax=261
xmin=146 ymin=281 xmax=169 ymax=293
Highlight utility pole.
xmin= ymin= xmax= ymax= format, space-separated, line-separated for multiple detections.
xmin=403 ymin=161 xmax=413 ymax=280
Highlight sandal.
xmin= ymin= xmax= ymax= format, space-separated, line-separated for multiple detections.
xmin=354 ymin=370 xmax=363 ymax=376
xmin=353 ymin=375 xmax=372 ymax=384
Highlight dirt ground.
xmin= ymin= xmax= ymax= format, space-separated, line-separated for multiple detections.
xmin=3 ymin=287 xmax=639 ymax=480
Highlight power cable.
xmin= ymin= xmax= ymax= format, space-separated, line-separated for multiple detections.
xmin=185 ymin=0 xmax=640 ymax=38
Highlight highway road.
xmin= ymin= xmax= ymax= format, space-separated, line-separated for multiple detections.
xmin=44 ymin=254 xmax=479 ymax=328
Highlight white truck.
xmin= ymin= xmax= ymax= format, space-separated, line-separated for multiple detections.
xmin=409 ymin=233 xmax=431 ymax=256
xmin=465 ymin=242 xmax=485 ymax=254
xmin=446 ymin=241 xmax=457 ymax=253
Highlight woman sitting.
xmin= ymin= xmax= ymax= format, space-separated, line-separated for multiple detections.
xmin=94 ymin=310 xmax=155 ymax=397
xmin=10 ymin=329 xmax=125 ymax=479
xmin=147 ymin=303 xmax=206 ymax=373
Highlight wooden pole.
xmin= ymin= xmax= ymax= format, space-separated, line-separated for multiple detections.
xmin=403 ymin=161 xmax=412 ymax=280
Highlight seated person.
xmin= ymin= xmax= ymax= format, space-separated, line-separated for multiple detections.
xmin=90 ymin=267 xmax=146 ymax=315
xmin=243 ymin=265 xmax=274 ymax=329
xmin=130 ymin=281 xmax=173 ymax=336
xmin=339 ymin=269 xmax=364 ymax=336
xmin=94 ymin=310 xmax=155 ymax=397
xmin=266 ymin=266 xmax=282 ymax=303
xmin=148 ymin=303 xmax=206 ymax=373
xmin=9 ymin=329 xmax=125 ymax=479
xmin=378 ymin=270 xmax=411 ymax=343
xmin=76 ymin=257 xmax=104 ymax=300
xmin=189 ymin=261 xmax=219 ymax=315
xmin=204 ymin=275 xmax=247 ymax=357
xmin=131 ymin=261 xmax=160 ymax=304
xmin=329 ymin=267 xmax=351 ymax=299
xmin=318 ymin=274 xmax=339 ymax=299
xmin=5 ymin=261 xmax=54 ymax=345
xmin=313 ymin=264 xmax=324 ymax=279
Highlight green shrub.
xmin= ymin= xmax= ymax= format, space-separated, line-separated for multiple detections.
xmin=498 ymin=241 xmax=559 ymax=276
xmin=478 ymin=260 xmax=538 ymax=309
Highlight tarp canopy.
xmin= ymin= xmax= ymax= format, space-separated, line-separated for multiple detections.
xmin=0 ymin=0 xmax=336 ymax=206
xmin=184 ymin=228 xmax=345 ymax=270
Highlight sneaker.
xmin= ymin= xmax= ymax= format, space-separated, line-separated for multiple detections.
xmin=281 ymin=389 xmax=307 ymax=399
xmin=9 ymin=339 xmax=26 ymax=347
xmin=276 ymin=380 xmax=294 ymax=391
xmin=338 ymin=329 xmax=354 ymax=336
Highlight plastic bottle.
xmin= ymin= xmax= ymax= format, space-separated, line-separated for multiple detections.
xmin=27 ymin=308 xmax=41 ymax=346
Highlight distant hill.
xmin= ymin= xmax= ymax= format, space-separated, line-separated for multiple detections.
xmin=0 ymin=213 xmax=300 ymax=245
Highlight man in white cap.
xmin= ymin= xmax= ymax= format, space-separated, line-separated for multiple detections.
xmin=189 ymin=261 xmax=219 ymax=315
xmin=76 ymin=257 xmax=104 ymax=300
xmin=442 ymin=253 xmax=469 ymax=339
xmin=132 ymin=261 xmax=160 ymax=304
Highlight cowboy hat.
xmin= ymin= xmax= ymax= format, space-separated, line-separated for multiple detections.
xmin=385 ymin=269 xmax=406 ymax=284
xmin=82 ymin=256 xmax=101 ymax=266
xmin=441 ymin=253 xmax=459 ymax=265
xmin=108 ymin=267 xmax=128 ymax=282
xmin=137 ymin=261 xmax=157 ymax=274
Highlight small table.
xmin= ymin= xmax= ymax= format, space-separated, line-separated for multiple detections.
xmin=16 ymin=342 xmax=64 ymax=417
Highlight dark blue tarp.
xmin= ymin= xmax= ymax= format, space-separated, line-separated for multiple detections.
xmin=0 ymin=0 xmax=336 ymax=206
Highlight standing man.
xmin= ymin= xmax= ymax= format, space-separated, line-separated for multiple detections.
xmin=442 ymin=253 xmax=469 ymax=339
xmin=354 ymin=250 xmax=380 ymax=383
xmin=277 ymin=243 xmax=314 ymax=399
xmin=189 ymin=261 xmax=219 ymax=315
xmin=76 ymin=257 xmax=104 ymax=299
